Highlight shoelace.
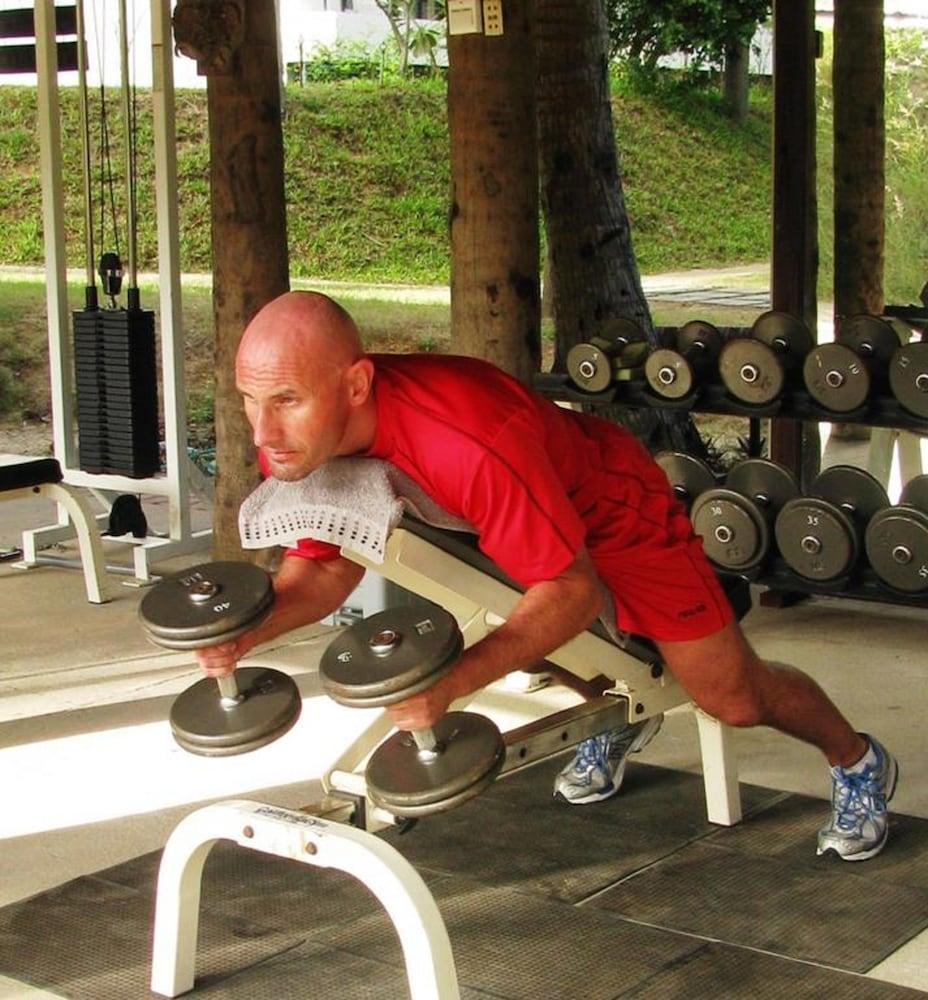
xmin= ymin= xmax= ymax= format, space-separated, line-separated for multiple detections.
xmin=833 ymin=766 xmax=884 ymax=832
xmin=573 ymin=735 xmax=609 ymax=774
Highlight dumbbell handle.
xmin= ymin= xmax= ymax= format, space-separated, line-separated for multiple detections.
xmin=411 ymin=726 xmax=442 ymax=762
xmin=216 ymin=672 xmax=244 ymax=709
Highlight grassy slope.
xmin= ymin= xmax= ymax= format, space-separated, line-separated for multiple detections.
xmin=0 ymin=76 xmax=774 ymax=284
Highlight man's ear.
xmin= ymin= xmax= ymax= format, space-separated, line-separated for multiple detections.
xmin=345 ymin=357 xmax=374 ymax=407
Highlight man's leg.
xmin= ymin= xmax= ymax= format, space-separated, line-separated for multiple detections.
xmin=654 ymin=619 xmax=865 ymax=767
xmin=656 ymin=620 xmax=898 ymax=862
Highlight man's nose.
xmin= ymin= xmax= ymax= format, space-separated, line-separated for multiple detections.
xmin=251 ymin=407 xmax=279 ymax=447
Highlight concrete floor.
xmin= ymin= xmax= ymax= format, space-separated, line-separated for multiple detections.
xmin=1 ymin=426 xmax=928 ymax=995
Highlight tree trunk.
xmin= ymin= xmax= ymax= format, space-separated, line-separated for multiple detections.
xmin=535 ymin=0 xmax=702 ymax=454
xmin=181 ymin=0 xmax=290 ymax=559
xmin=834 ymin=0 xmax=884 ymax=325
xmin=447 ymin=0 xmax=540 ymax=383
xmin=723 ymin=40 xmax=750 ymax=125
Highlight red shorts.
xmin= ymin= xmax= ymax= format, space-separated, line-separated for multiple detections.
xmin=583 ymin=427 xmax=734 ymax=643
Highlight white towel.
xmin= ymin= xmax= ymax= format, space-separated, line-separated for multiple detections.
xmin=238 ymin=457 xmax=473 ymax=564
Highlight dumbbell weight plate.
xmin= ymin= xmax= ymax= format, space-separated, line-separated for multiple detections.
xmin=655 ymin=451 xmax=716 ymax=508
xmin=169 ymin=667 xmax=302 ymax=757
xmin=645 ymin=348 xmax=698 ymax=399
xmin=842 ymin=314 xmax=902 ymax=364
xmin=726 ymin=458 xmax=799 ymax=514
xmin=677 ymin=319 xmax=723 ymax=358
xmin=320 ymin=605 xmax=463 ymax=708
xmin=901 ymin=475 xmax=928 ymax=510
xmin=566 ymin=340 xmax=616 ymax=394
xmin=889 ymin=342 xmax=928 ymax=419
xmin=865 ymin=506 xmax=928 ymax=593
xmin=752 ymin=310 xmax=815 ymax=359
xmin=774 ymin=498 xmax=859 ymax=581
xmin=366 ymin=711 xmax=506 ymax=817
xmin=803 ymin=343 xmax=871 ymax=413
xmin=718 ymin=338 xmax=785 ymax=405
xmin=691 ymin=488 xmax=769 ymax=571
xmin=139 ymin=561 xmax=274 ymax=649
xmin=813 ymin=465 xmax=890 ymax=524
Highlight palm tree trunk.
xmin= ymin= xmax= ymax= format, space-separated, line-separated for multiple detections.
xmin=447 ymin=0 xmax=541 ymax=383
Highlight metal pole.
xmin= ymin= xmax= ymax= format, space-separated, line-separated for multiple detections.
xmin=118 ymin=0 xmax=137 ymax=291
xmin=75 ymin=0 xmax=96 ymax=296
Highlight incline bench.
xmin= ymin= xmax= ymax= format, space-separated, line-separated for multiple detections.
xmin=324 ymin=515 xmax=752 ymax=828
xmin=0 ymin=454 xmax=109 ymax=603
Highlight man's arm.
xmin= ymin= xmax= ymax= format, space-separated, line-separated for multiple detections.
xmin=386 ymin=547 xmax=603 ymax=731
xmin=196 ymin=554 xmax=365 ymax=676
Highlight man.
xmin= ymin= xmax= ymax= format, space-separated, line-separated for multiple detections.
xmin=199 ymin=290 xmax=897 ymax=862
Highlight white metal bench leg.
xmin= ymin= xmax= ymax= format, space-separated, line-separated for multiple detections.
xmin=150 ymin=800 xmax=460 ymax=999
xmin=696 ymin=711 xmax=742 ymax=826
xmin=39 ymin=483 xmax=110 ymax=603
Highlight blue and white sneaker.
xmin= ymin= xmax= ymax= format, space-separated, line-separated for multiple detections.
xmin=553 ymin=714 xmax=663 ymax=805
xmin=817 ymin=735 xmax=898 ymax=862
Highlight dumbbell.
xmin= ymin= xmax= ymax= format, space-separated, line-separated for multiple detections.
xmin=865 ymin=474 xmax=928 ymax=594
xmin=803 ymin=314 xmax=902 ymax=413
xmin=719 ymin=311 xmax=814 ymax=406
xmin=320 ymin=606 xmax=505 ymax=817
xmin=889 ymin=340 xmax=928 ymax=419
xmin=139 ymin=561 xmax=302 ymax=756
xmin=566 ymin=317 xmax=649 ymax=393
xmin=645 ymin=320 xmax=723 ymax=400
xmin=774 ymin=466 xmax=889 ymax=583
xmin=690 ymin=459 xmax=799 ymax=572
xmin=655 ymin=451 xmax=716 ymax=512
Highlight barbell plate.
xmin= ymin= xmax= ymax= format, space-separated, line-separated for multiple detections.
xmin=655 ymin=451 xmax=716 ymax=507
xmin=691 ymin=488 xmax=769 ymax=571
xmin=752 ymin=310 xmax=814 ymax=359
xmin=865 ymin=506 xmax=928 ymax=593
xmin=813 ymin=465 xmax=889 ymax=523
xmin=567 ymin=342 xmax=613 ymax=393
xmin=775 ymin=498 xmax=858 ymax=581
xmin=726 ymin=458 xmax=799 ymax=515
xmin=841 ymin=314 xmax=902 ymax=364
xmin=169 ymin=667 xmax=301 ymax=757
xmin=900 ymin=474 xmax=928 ymax=511
xmin=320 ymin=605 xmax=463 ymax=708
xmin=366 ymin=712 xmax=505 ymax=817
xmin=889 ymin=342 xmax=928 ymax=419
xmin=677 ymin=319 xmax=723 ymax=357
xmin=139 ymin=561 xmax=274 ymax=649
xmin=719 ymin=338 xmax=785 ymax=405
xmin=645 ymin=348 xmax=697 ymax=399
xmin=803 ymin=343 xmax=871 ymax=413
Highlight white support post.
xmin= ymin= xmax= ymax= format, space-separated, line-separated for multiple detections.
xmin=150 ymin=800 xmax=460 ymax=1000
xmin=696 ymin=711 xmax=742 ymax=826
xmin=150 ymin=0 xmax=192 ymax=542
xmin=34 ymin=0 xmax=76 ymax=471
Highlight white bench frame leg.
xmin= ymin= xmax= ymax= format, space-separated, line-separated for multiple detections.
xmin=696 ymin=711 xmax=742 ymax=826
xmin=8 ymin=482 xmax=109 ymax=604
xmin=150 ymin=800 xmax=460 ymax=1000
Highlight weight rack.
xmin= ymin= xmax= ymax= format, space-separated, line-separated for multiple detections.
xmin=535 ymin=317 xmax=928 ymax=611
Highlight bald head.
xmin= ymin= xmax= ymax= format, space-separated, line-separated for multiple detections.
xmin=237 ymin=291 xmax=363 ymax=379
xmin=235 ymin=292 xmax=376 ymax=480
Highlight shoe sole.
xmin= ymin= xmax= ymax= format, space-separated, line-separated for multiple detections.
xmin=816 ymin=756 xmax=900 ymax=862
xmin=554 ymin=714 xmax=664 ymax=807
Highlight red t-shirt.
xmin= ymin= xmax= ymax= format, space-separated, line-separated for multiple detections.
xmin=270 ymin=353 xmax=673 ymax=588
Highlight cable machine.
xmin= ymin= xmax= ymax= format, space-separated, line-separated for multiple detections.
xmin=29 ymin=0 xmax=211 ymax=584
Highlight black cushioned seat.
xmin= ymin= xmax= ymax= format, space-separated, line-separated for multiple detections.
xmin=399 ymin=514 xmax=752 ymax=661
xmin=0 ymin=457 xmax=63 ymax=493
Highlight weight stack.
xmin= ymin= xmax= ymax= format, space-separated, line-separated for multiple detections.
xmin=74 ymin=305 xmax=160 ymax=478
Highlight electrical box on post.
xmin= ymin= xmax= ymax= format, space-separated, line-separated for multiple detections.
xmin=447 ymin=0 xmax=482 ymax=34
xmin=482 ymin=0 xmax=503 ymax=35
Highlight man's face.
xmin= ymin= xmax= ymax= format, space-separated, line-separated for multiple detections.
xmin=236 ymin=353 xmax=351 ymax=482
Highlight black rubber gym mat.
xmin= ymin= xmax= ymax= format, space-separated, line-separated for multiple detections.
xmin=380 ymin=758 xmax=784 ymax=903
xmin=322 ymin=875 xmax=702 ymax=1000
xmin=615 ymin=942 xmax=928 ymax=999
xmin=588 ymin=839 xmax=928 ymax=971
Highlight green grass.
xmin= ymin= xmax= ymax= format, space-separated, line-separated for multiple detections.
xmin=0 ymin=74 xmax=776 ymax=284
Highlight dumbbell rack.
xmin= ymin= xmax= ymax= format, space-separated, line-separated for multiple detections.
xmin=535 ymin=321 xmax=928 ymax=611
